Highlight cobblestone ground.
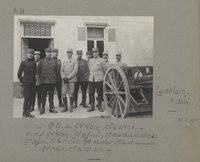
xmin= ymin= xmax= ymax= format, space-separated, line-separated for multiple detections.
xmin=13 ymin=93 xmax=152 ymax=119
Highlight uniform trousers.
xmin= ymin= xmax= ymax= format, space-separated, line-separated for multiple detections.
xmin=22 ymin=82 xmax=35 ymax=112
xmin=62 ymin=81 xmax=75 ymax=98
xmin=89 ymin=81 xmax=103 ymax=104
xmin=55 ymin=81 xmax=62 ymax=103
xmin=74 ymin=81 xmax=88 ymax=104
xmin=41 ymin=84 xmax=55 ymax=109
xmin=32 ymin=85 xmax=41 ymax=109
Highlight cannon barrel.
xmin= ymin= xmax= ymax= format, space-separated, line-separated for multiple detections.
xmin=137 ymin=74 xmax=153 ymax=83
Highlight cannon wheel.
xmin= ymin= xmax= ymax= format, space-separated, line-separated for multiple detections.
xmin=103 ymin=66 xmax=130 ymax=118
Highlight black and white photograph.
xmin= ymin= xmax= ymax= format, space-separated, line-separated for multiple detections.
xmin=13 ymin=16 xmax=153 ymax=118
xmin=1 ymin=0 xmax=199 ymax=162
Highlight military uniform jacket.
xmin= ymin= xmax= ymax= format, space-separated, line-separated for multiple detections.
xmin=17 ymin=59 xmax=36 ymax=83
xmin=37 ymin=57 xmax=59 ymax=84
xmin=53 ymin=58 xmax=62 ymax=82
xmin=86 ymin=59 xmax=90 ymax=81
xmin=77 ymin=59 xmax=88 ymax=82
xmin=114 ymin=61 xmax=128 ymax=68
xmin=89 ymin=57 xmax=107 ymax=82
xmin=35 ymin=61 xmax=40 ymax=86
xmin=61 ymin=57 xmax=78 ymax=82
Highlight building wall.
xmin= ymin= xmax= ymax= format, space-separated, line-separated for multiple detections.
xmin=14 ymin=16 xmax=153 ymax=83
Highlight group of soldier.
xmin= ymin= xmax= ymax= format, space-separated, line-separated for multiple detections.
xmin=17 ymin=47 xmax=127 ymax=118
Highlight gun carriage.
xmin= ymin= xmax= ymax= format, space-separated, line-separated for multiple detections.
xmin=103 ymin=65 xmax=153 ymax=118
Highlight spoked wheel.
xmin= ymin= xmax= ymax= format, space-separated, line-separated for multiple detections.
xmin=103 ymin=66 xmax=130 ymax=118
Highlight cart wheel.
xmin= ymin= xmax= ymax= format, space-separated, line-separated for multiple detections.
xmin=103 ymin=66 xmax=130 ymax=118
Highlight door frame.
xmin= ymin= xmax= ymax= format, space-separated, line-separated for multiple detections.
xmin=21 ymin=38 xmax=54 ymax=61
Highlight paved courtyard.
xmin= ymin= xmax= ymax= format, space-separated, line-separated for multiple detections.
xmin=13 ymin=93 xmax=152 ymax=119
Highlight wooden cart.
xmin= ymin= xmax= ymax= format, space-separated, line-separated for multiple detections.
xmin=103 ymin=65 xmax=153 ymax=118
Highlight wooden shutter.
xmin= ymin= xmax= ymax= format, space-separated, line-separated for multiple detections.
xmin=22 ymin=38 xmax=28 ymax=61
xmin=107 ymin=28 xmax=116 ymax=60
xmin=76 ymin=27 xmax=87 ymax=56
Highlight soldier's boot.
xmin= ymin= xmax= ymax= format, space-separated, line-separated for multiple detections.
xmin=73 ymin=95 xmax=77 ymax=108
xmin=69 ymin=96 xmax=74 ymax=113
xmin=87 ymin=102 xmax=95 ymax=112
xmin=23 ymin=110 xmax=27 ymax=118
xmin=79 ymin=101 xmax=83 ymax=106
xmin=59 ymin=101 xmax=64 ymax=107
xmin=26 ymin=98 xmax=35 ymax=118
xmin=59 ymin=96 xmax=64 ymax=107
xmin=22 ymin=99 xmax=27 ymax=118
xmin=82 ymin=102 xmax=89 ymax=108
xmin=49 ymin=104 xmax=58 ymax=113
xmin=82 ymin=93 xmax=89 ymax=108
xmin=30 ymin=105 xmax=34 ymax=112
xmin=40 ymin=102 xmax=45 ymax=115
xmin=96 ymin=96 xmax=99 ymax=107
xmin=73 ymin=100 xmax=77 ymax=109
xmin=26 ymin=111 xmax=35 ymax=118
xmin=61 ymin=97 xmax=68 ymax=112
xmin=40 ymin=107 xmax=45 ymax=115
xmin=98 ymin=101 xmax=104 ymax=112
xmin=38 ymin=104 xmax=42 ymax=113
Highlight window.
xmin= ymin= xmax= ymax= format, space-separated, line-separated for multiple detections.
xmin=24 ymin=24 xmax=51 ymax=37
xmin=87 ymin=27 xmax=104 ymax=38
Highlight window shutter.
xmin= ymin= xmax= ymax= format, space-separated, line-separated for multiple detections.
xmin=76 ymin=27 xmax=87 ymax=58
xmin=107 ymin=28 xmax=116 ymax=61
xmin=77 ymin=27 xmax=86 ymax=41
xmin=108 ymin=28 xmax=116 ymax=42
xmin=22 ymin=39 xmax=28 ymax=61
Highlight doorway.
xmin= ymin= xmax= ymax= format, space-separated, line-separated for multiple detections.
xmin=87 ymin=27 xmax=105 ymax=58
xmin=21 ymin=38 xmax=54 ymax=60
xmin=87 ymin=40 xmax=104 ymax=58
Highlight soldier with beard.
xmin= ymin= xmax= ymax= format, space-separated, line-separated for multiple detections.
xmin=61 ymin=48 xmax=78 ymax=113
xmin=73 ymin=50 xmax=89 ymax=108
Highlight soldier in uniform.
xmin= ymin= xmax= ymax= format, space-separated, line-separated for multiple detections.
xmin=37 ymin=48 xmax=59 ymax=115
xmin=95 ymin=51 xmax=112 ymax=108
xmin=61 ymin=48 xmax=78 ymax=113
xmin=87 ymin=48 xmax=107 ymax=112
xmin=114 ymin=52 xmax=128 ymax=68
xmin=102 ymin=51 xmax=113 ymax=69
xmin=73 ymin=50 xmax=89 ymax=108
xmin=79 ymin=51 xmax=92 ymax=106
xmin=52 ymin=49 xmax=64 ymax=107
xmin=31 ymin=51 xmax=42 ymax=113
xmin=17 ymin=48 xmax=36 ymax=118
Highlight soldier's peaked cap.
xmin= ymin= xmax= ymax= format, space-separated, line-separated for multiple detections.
xmin=53 ymin=49 xmax=58 ymax=53
xmin=77 ymin=50 xmax=83 ymax=54
xmin=67 ymin=48 xmax=73 ymax=53
xmin=92 ymin=48 xmax=99 ymax=52
xmin=103 ymin=51 xmax=108 ymax=55
xmin=116 ymin=52 xmax=121 ymax=56
xmin=34 ymin=51 xmax=41 ymax=55
xmin=86 ymin=51 xmax=92 ymax=55
xmin=27 ymin=48 xmax=34 ymax=54
xmin=45 ymin=48 xmax=52 ymax=52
